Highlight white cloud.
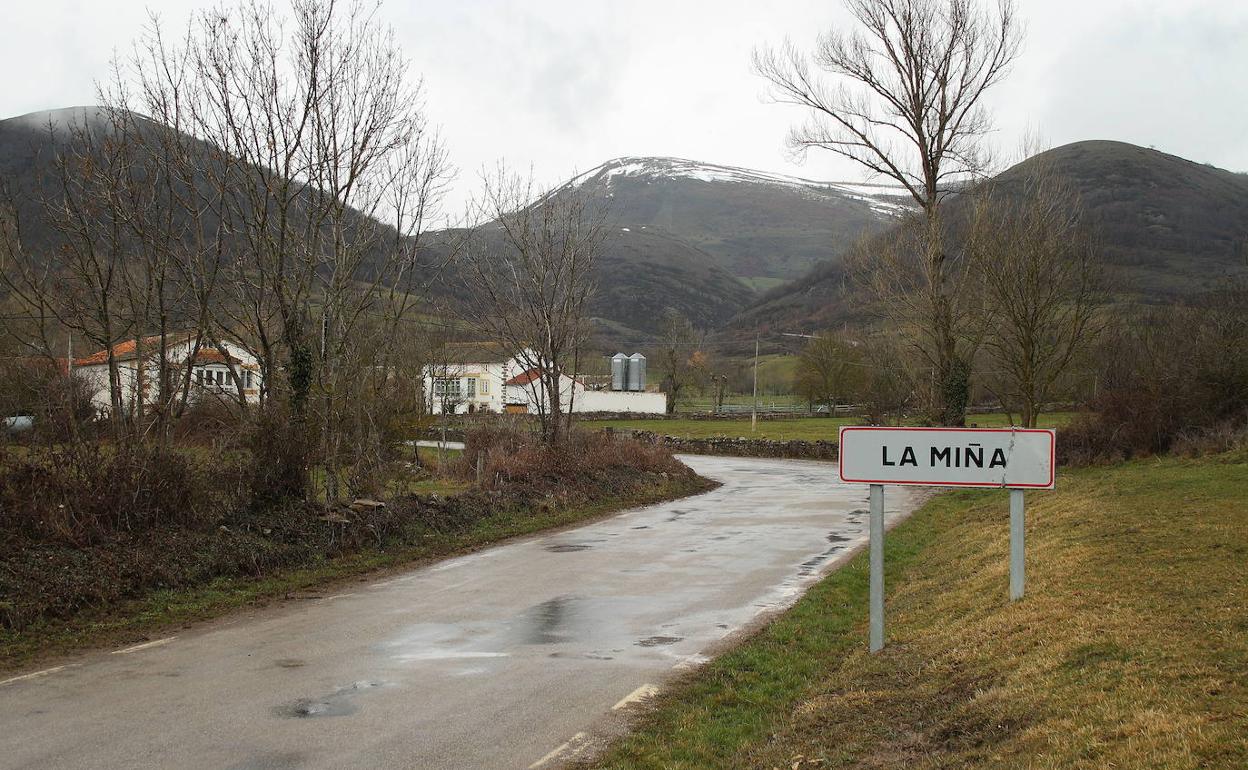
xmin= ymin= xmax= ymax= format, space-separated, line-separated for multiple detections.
xmin=5 ymin=0 xmax=1246 ymax=217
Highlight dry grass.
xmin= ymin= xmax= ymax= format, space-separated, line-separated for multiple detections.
xmin=593 ymin=450 xmax=1248 ymax=769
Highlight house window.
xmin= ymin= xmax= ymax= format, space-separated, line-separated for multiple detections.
xmin=243 ymin=370 xmax=253 ymax=389
xmin=480 ymin=379 xmax=489 ymax=395
xmin=466 ymin=378 xmax=477 ymax=398
xmin=433 ymin=378 xmax=461 ymax=398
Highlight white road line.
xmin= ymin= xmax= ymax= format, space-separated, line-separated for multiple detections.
xmin=612 ymin=683 xmax=659 ymax=710
xmin=528 ymin=732 xmax=587 ymax=769
xmin=0 ymin=666 xmax=68 ymax=687
xmin=112 ymin=636 xmax=177 ymax=655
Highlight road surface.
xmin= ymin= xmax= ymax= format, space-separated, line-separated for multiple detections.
xmin=0 ymin=455 xmax=917 ymax=770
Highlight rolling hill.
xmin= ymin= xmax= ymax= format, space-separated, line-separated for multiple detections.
xmin=731 ymin=140 xmax=1248 ymax=338
xmin=7 ymin=109 xmax=1240 ymax=346
xmin=0 ymin=111 xmax=909 ymax=340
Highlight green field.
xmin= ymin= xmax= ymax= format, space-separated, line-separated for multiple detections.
xmin=586 ymin=412 xmax=1077 ymax=441
xmin=591 ymin=450 xmax=1248 ymax=769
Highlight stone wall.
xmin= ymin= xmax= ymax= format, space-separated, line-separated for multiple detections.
xmin=622 ymin=430 xmax=838 ymax=461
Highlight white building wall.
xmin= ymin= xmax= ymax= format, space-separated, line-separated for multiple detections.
xmin=423 ymin=361 xmax=511 ymax=414
xmin=574 ymin=390 xmax=666 ymax=414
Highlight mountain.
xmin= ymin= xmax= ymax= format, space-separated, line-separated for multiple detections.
xmin=995 ymin=141 xmax=1248 ymax=296
xmin=421 ymin=224 xmax=757 ymax=338
xmin=732 ymin=140 xmax=1248 ymax=337
xmin=0 ymin=107 xmax=115 ymax=254
xmin=567 ymin=156 xmax=912 ymax=292
xmin=1 ymin=109 xmax=907 ymax=341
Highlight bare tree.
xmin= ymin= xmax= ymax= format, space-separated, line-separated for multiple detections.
xmin=461 ymin=169 xmax=606 ymax=444
xmin=108 ymin=0 xmax=452 ymax=500
xmin=656 ymin=309 xmax=699 ymax=414
xmin=0 ymin=112 xmax=143 ymax=440
xmin=794 ymin=332 xmax=865 ymax=415
xmin=755 ymin=0 xmax=1022 ymax=425
xmin=969 ymin=164 xmax=1103 ymax=427
xmin=858 ymin=334 xmax=918 ymax=425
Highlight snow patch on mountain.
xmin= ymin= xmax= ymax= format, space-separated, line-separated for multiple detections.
xmin=573 ymin=156 xmax=913 ymax=217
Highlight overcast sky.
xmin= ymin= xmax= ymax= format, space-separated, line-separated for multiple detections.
xmin=5 ymin=0 xmax=1246 ymax=215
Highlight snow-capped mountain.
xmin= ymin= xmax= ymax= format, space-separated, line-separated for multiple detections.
xmin=564 ymin=156 xmax=914 ymax=292
xmin=573 ymin=156 xmax=913 ymax=218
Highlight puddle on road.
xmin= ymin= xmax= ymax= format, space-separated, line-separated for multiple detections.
xmin=826 ymin=533 xmax=851 ymax=543
xmin=275 ymin=681 xmax=386 ymax=719
xmin=523 ymin=596 xmax=576 ymax=644
xmin=797 ymin=545 xmax=846 ymax=577
xmin=545 ymin=543 xmax=592 ymax=553
xmin=636 ymin=636 xmax=683 ymax=647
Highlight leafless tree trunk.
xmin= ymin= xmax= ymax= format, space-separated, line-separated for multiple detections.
xmin=755 ymin=0 xmax=1021 ymax=425
xmin=460 ymin=169 xmax=606 ymax=444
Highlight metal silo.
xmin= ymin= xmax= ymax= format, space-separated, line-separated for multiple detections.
xmin=627 ymin=353 xmax=646 ymax=391
xmin=611 ymin=353 xmax=628 ymax=392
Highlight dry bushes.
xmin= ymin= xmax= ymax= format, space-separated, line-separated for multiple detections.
xmin=0 ymin=362 xmax=96 ymax=445
xmin=0 ymin=421 xmax=707 ymax=634
xmin=462 ymin=424 xmax=694 ymax=499
xmin=1060 ymin=292 xmax=1248 ymax=465
xmin=0 ymin=443 xmax=250 ymax=547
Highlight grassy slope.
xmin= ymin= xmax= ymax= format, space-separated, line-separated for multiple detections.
xmin=1 ymin=475 xmax=711 ymax=672
xmin=587 ymin=412 xmax=1076 ymax=442
xmin=592 ymin=451 xmax=1248 ymax=769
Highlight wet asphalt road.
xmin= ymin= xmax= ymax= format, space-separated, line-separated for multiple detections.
xmin=0 ymin=456 xmax=917 ymax=770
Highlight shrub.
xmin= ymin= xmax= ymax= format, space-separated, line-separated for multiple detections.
xmin=245 ymin=407 xmax=309 ymax=506
xmin=461 ymin=423 xmax=693 ymax=499
xmin=1061 ymin=291 xmax=1248 ymax=464
xmin=1171 ymin=421 xmax=1248 ymax=458
xmin=0 ymin=443 xmax=249 ymax=547
xmin=0 ymin=360 xmax=98 ymax=444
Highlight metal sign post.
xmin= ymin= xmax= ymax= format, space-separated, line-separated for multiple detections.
xmin=1010 ymin=488 xmax=1025 ymax=600
xmin=869 ymin=483 xmax=885 ymax=653
xmin=839 ymin=427 xmax=1056 ymax=653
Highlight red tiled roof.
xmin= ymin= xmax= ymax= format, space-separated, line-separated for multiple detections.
xmin=504 ymin=368 xmax=542 ymax=387
xmin=74 ymin=332 xmax=200 ymax=367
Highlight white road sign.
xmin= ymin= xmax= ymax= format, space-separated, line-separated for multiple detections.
xmin=838 ymin=426 xmax=1055 ymax=489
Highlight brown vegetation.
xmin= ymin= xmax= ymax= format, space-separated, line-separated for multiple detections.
xmin=0 ymin=427 xmax=705 ymax=637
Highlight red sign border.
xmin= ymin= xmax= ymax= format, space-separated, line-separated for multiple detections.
xmin=838 ymin=426 xmax=1056 ymax=489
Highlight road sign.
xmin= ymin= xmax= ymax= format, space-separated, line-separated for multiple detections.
xmin=837 ymin=426 xmax=1057 ymax=653
xmin=838 ymin=427 xmax=1055 ymax=489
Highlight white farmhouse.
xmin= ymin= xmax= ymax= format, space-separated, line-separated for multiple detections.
xmin=423 ymin=343 xmax=666 ymax=415
xmin=423 ymin=342 xmax=518 ymax=415
xmin=74 ymin=333 xmax=262 ymax=414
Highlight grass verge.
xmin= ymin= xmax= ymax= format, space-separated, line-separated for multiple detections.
xmin=1 ymin=474 xmax=713 ymax=672
xmin=590 ymin=450 xmax=1248 ymax=769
